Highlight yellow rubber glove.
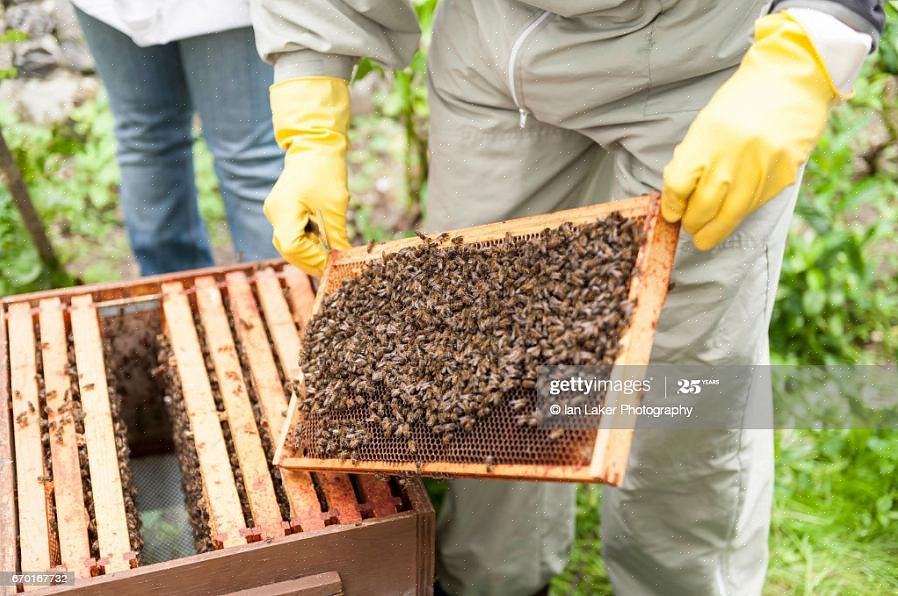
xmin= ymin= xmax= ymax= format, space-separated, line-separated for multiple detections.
xmin=264 ymin=77 xmax=352 ymax=276
xmin=661 ymin=11 xmax=845 ymax=250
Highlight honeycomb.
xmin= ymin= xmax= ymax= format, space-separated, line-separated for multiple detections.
xmin=296 ymin=217 xmax=648 ymax=469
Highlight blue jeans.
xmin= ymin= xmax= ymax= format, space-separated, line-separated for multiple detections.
xmin=76 ymin=10 xmax=282 ymax=275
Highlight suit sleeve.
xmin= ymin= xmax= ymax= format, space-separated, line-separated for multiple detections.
xmin=772 ymin=0 xmax=885 ymax=43
xmin=250 ymin=0 xmax=421 ymax=82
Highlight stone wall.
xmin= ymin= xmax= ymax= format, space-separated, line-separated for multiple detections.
xmin=1 ymin=0 xmax=98 ymax=123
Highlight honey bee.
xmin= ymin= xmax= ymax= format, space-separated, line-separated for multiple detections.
xmin=509 ymin=399 xmax=529 ymax=412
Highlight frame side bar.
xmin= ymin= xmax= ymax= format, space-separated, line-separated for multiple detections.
xmin=8 ymin=302 xmax=52 ymax=579
xmin=1 ymin=305 xmax=20 ymax=595
xmin=39 ymin=299 xmax=92 ymax=577
xmin=160 ymin=283 xmax=247 ymax=549
xmin=69 ymin=294 xmax=135 ymax=572
xmin=194 ymin=277 xmax=285 ymax=541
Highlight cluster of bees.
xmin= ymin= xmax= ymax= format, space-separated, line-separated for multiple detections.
xmin=155 ymin=334 xmax=216 ymax=553
xmin=296 ymin=213 xmax=644 ymax=464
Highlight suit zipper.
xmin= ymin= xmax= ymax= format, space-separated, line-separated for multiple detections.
xmin=507 ymin=10 xmax=550 ymax=128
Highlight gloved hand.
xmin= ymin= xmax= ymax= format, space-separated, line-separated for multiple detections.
xmin=661 ymin=11 xmax=844 ymax=250
xmin=264 ymin=77 xmax=352 ymax=276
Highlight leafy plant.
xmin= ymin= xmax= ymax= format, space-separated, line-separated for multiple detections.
xmin=770 ymin=6 xmax=898 ymax=365
xmin=351 ymin=0 xmax=436 ymax=236
xmin=0 ymin=94 xmax=229 ymax=295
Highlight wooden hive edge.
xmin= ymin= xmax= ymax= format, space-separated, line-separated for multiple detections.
xmin=0 ymin=259 xmax=291 ymax=310
xmin=37 ymin=509 xmax=432 ymax=596
xmin=401 ymin=476 xmax=436 ymax=595
xmin=0 ymin=303 xmax=19 ymax=596
xmin=279 ymin=456 xmax=598 ymax=483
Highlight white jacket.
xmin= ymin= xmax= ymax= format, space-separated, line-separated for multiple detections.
xmin=72 ymin=0 xmax=251 ymax=46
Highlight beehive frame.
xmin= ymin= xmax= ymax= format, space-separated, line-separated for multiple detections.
xmin=0 ymin=260 xmax=434 ymax=595
xmin=275 ymin=194 xmax=679 ymax=485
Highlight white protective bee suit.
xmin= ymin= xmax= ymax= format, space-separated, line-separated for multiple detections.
xmin=250 ymin=1 xmax=881 ymax=594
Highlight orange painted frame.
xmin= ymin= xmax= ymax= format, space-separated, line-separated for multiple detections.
xmin=275 ymin=194 xmax=680 ymax=485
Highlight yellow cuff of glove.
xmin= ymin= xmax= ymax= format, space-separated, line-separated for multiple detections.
xmin=661 ymin=11 xmax=840 ymax=250
xmin=264 ymin=77 xmax=352 ymax=276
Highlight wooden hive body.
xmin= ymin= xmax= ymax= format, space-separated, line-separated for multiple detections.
xmin=275 ymin=194 xmax=679 ymax=485
xmin=0 ymin=260 xmax=434 ymax=595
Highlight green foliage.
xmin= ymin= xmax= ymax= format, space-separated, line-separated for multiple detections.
xmin=0 ymin=29 xmax=28 ymax=79
xmin=0 ymin=97 xmax=120 ymax=293
xmin=351 ymin=0 xmax=435 ymax=237
xmin=770 ymin=8 xmax=898 ymax=365
xmin=551 ymin=485 xmax=611 ymax=595
xmin=771 ymin=120 xmax=898 ymax=363
xmin=0 ymin=94 xmax=228 ymax=296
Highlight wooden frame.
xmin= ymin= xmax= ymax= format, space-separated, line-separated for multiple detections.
xmin=275 ymin=193 xmax=680 ymax=485
xmin=70 ymin=295 xmax=136 ymax=572
xmin=1 ymin=299 xmax=17 ymax=596
xmin=1 ymin=261 xmax=434 ymax=595
xmin=38 ymin=482 xmax=433 ymax=596
xmin=39 ymin=299 xmax=92 ymax=579
xmin=8 ymin=303 xmax=53 ymax=581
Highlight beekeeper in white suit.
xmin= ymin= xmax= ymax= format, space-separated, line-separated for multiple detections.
xmin=250 ymin=0 xmax=883 ymax=594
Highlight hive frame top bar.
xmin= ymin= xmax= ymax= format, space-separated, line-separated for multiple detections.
xmin=314 ymin=194 xmax=661 ymax=300
xmin=275 ymin=193 xmax=680 ymax=486
xmin=0 ymin=258 xmax=290 ymax=310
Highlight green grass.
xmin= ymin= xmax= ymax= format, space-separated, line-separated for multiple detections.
xmin=766 ymin=430 xmax=898 ymax=595
xmin=551 ymin=484 xmax=610 ymax=595
xmin=550 ymin=430 xmax=898 ymax=595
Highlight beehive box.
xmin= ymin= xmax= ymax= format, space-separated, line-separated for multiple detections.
xmin=0 ymin=260 xmax=434 ymax=595
xmin=275 ymin=194 xmax=679 ymax=485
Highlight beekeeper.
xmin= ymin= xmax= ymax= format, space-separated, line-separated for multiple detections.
xmin=250 ymin=1 xmax=883 ymax=594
